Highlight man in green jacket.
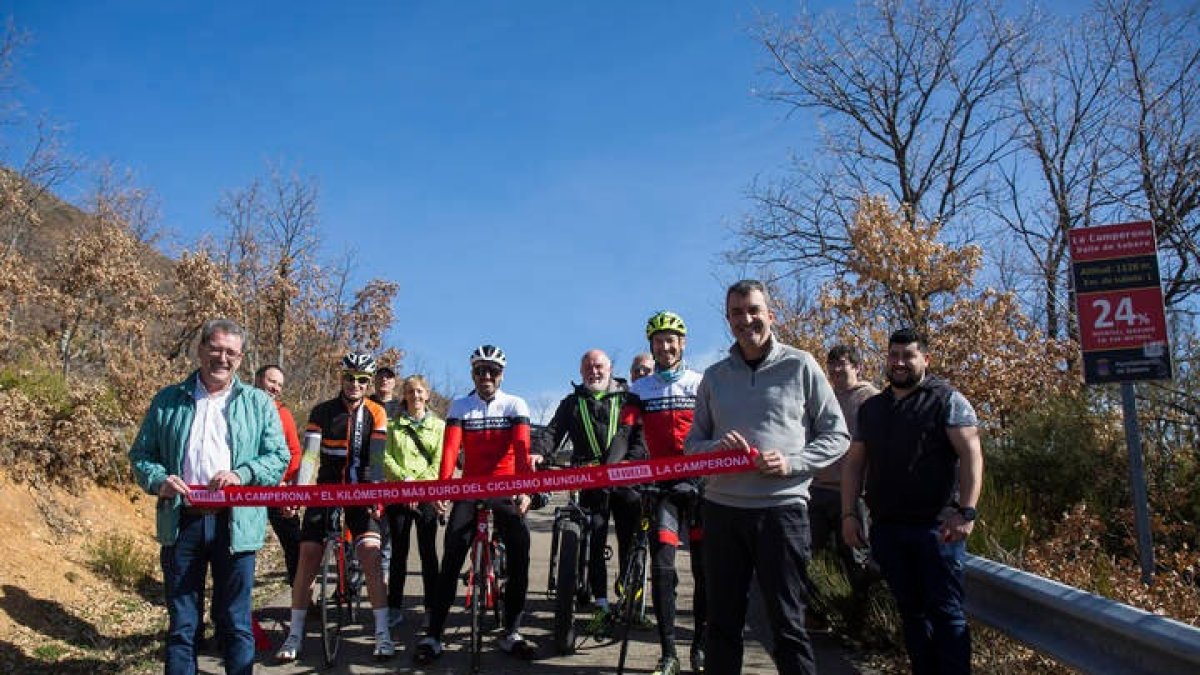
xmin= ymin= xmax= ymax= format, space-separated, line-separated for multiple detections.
xmin=130 ymin=318 xmax=289 ymax=675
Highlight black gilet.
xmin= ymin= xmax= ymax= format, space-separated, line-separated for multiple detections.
xmin=859 ymin=376 xmax=960 ymax=525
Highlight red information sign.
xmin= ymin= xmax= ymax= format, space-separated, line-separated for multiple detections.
xmin=1069 ymin=221 xmax=1172 ymax=383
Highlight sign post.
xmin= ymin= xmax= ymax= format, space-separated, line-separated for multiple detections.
xmin=1069 ymin=220 xmax=1171 ymax=585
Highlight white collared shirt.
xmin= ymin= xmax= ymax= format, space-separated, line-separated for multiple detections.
xmin=182 ymin=379 xmax=233 ymax=485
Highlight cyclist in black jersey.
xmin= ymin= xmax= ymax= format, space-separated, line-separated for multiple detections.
xmin=276 ymin=353 xmax=396 ymax=663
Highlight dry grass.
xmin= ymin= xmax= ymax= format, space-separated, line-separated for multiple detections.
xmin=0 ymin=478 xmax=291 ymax=674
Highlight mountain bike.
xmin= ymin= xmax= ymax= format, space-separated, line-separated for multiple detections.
xmin=546 ymin=490 xmax=609 ymax=654
xmin=613 ymin=485 xmax=656 ymax=675
xmin=463 ymin=499 xmax=507 ymax=673
xmin=318 ymin=506 xmax=364 ymax=667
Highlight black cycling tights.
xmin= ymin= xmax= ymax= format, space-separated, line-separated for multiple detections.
xmin=651 ymin=537 xmax=707 ymax=656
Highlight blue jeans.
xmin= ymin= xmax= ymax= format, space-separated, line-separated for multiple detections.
xmin=161 ymin=511 xmax=257 ymax=675
xmin=870 ymin=522 xmax=970 ymax=675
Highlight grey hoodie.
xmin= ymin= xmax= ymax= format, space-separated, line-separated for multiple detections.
xmin=685 ymin=336 xmax=849 ymax=509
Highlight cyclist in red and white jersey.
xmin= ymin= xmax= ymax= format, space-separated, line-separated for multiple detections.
xmin=413 ymin=344 xmax=540 ymax=664
xmin=276 ymin=353 xmax=395 ymax=663
xmin=610 ymin=311 xmax=707 ymax=675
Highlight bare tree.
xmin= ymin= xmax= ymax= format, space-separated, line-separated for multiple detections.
xmin=89 ymin=162 xmax=163 ymax=246
xmin=1100 ymin=0 xmax=1200 ymax=308
xmin=990 ymin=7 xmax=1123 ymax=341
xmin=215 ymin=163 xmax=320 ymax=369
xmin=262 ymin=164 xmax=320 ymax=365
xmin=737 ymin=0 xmax=1033 ymax=278
xmin=0 ymin=21 xmax=76 ymax=259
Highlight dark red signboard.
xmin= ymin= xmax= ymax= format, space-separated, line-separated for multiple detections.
xmin=1069 ymin=221 xmax=1172 ymax=384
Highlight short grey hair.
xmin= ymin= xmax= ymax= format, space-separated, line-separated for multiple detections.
xmin=726 ymin=279 xmax=771 ymax=306
xmin=200 ymin=318 xmax=247 ymax=347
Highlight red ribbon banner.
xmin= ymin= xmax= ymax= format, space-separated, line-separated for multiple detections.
xmin=187 ymin=449 xmax=758 ymax=508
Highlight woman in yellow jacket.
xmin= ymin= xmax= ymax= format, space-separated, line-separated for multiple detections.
xmin=382 ymin=374 xmax=445 ymax=629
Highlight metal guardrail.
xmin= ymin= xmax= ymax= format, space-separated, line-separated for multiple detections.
xmin=965 ymin=555 xmax=1200 ymax=674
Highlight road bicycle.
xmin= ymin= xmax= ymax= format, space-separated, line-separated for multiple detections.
xmin=613 ymin=485 xmax=657 ymax=675
xmin=317 ymin=506 xmax=364 ymax=667
xmin=463 ymin=499 xmax=507 ymax=673
xmin=545 ymin=489 xmax=610 ymax=654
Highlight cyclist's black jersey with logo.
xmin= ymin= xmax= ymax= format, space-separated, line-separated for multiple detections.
xmin=304 ymin=396 xmax=388 ymax=484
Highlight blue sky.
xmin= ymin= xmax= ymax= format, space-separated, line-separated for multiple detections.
xmin=9 ymin=1 xmax=812 ymax=418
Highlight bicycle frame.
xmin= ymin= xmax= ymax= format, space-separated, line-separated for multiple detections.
xmin=463 ymin=500 xmax=506 ymax=673
xmin=614 ymin=489 xmax=655 ymax=675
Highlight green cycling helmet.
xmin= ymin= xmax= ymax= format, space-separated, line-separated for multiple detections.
xmin=645 ymin=310 xmax=687 ymax=340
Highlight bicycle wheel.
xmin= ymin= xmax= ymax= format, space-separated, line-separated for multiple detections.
xmin=319 ymin=538 xmax=345 ymax=666
xmin=553 ymin=519 xmax=581 ymax=654
xmin=617 ymin=546 xmax=647 ymax=675
xmin=469 ymin=539 xmax=486 ymax=673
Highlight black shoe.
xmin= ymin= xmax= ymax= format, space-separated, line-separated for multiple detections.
xmin=412 ymin=636 xmax=443 ymax=665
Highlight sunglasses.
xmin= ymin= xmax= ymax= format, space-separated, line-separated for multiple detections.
xmin=342 ymin=372 xmax=373 ymax=385
xmin=472 ymin=365 xmax=502 ymax=378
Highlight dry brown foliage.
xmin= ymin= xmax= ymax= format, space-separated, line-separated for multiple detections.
xmin=1022 ymin=504 xmax=1200 ymax=626
xmin=776 ymin=196 xmax=1080 ymax=433
xmin=0 ymin=376 xmax=127 ymax=487
xmin=0 ymin=165 xmax=404 ymax=487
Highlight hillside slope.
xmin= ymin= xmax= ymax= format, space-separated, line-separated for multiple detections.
xmin=0 ymin=473 xmax=164 ymax=674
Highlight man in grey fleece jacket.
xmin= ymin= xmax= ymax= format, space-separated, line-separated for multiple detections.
xmin=685 ymin=279 xmax=849 ymax=675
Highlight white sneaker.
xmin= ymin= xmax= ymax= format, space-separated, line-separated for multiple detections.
xmin=497 ymin=631 xmax=538 ymax=658
xmin=275 ymin=633 xmax=302 ymax=662
xmin=373 ymin=631 xmax=396 ymax=659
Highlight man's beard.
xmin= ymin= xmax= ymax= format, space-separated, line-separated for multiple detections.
xmin=584 ymin=379 xmax=608 ymax=393
xmin=887 ymin=369 xmax=921 ymax=389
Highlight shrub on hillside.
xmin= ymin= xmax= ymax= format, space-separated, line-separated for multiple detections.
xmin=86 ymin=532 xmax=156 ymax=589
xmin=0 ymin=364 xmax=130 ymax=487
xmin=986 ymin=392 xmax=1126 ymax=530
xmin=1022 ymin=504 xmax=1200 ymax=626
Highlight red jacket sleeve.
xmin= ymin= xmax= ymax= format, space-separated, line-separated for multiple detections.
xmin=439 ymin=421 xmax=462 ymax=481
xmin=513 ymin=420 xmax=532 ymax=474
xmin=276 ymin=402 xmax=302 ymax=485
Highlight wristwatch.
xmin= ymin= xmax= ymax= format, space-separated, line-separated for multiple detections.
xmin=957 ymin=505 xmax=977 ymax=521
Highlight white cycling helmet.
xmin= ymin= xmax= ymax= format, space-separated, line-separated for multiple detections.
xmin=469 ymin=344 xmax=507 ymax=368
xmin=340 ymin=352 xmax=377 ymax=374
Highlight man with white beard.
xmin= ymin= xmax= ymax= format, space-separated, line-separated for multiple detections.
xmin=534 ymin=349 xmax=644 ymax=619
